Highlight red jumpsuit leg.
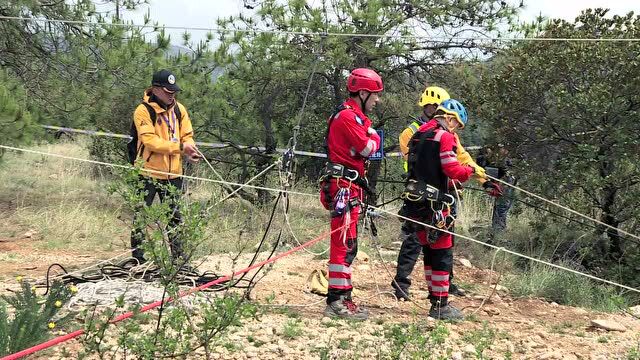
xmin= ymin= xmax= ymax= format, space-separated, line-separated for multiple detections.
xmin=416 ymin=208 xmax=454 ymax=305
xmin=321 ymin=179 xmax=362 ymax=303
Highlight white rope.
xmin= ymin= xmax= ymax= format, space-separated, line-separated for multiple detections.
xmin=40 ymin=125 xmax=346 ymax=158
xmin=275 ymin=165 xmax=328 ymax=257
xmin=369 ymin=205 xmax=640 ymax=294
xmin=195 ymin=147 xmax=281 ymax=211
xmin=2 ymin=15 xmax=640 ymax=42
xmin=216 ymin=161 xmax=279 ymax=204
xmin=486 ymin=174 xmax=640 ymax=243
xmin=4 ymin=143 xmax=640 ymax=294
xmin=0 ymin=144 xmax=316 ymax=198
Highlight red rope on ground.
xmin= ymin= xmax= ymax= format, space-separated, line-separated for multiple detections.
xmin=2 ymin=225 xmax=342 ymax=360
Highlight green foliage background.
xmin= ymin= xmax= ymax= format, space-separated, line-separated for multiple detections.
xmin=1 ymin=1 xmax=639 ymax=296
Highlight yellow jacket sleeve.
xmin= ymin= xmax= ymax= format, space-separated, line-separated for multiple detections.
xmin=134 ymin=105 xmax=181 ymax=154
xmin=399 ymin=127 xmax=414 ymax=161
xmin=454 ymin=133 xmax=487 ymax=184
xmin=177 ymin=103 xmax=195 ymax=146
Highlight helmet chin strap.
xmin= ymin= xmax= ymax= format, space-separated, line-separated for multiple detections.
xmin=436 ymin=117 xmax=457 ymax=133
xmin=358 ymin=92 xmax=372 ymax=115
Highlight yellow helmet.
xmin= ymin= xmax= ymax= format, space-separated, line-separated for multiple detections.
xmin=417 ymin=86 xmax=450 ymax=107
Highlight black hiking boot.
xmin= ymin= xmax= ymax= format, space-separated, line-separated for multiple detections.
xmin=429 ymin=303 xmax=464 ymax=321
xmin=449 ymin=282 xmax=466 ymax=297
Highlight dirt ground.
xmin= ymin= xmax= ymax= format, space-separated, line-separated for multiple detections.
xmin=1 ymin=229 xmax=639 ymax=359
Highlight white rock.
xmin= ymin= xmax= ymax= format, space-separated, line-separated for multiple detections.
xmin=629 ymin=305 xmax=640 ymax=317
xmin=483 ymin=307 xmax=500 ymax=316
xmin=590 ymin=319 xmax=626 ymax=332
xmin=463 ymin=344 xmax=476 ymax=355
xmin=459 ymin=258 xmax=473 ymax=268
xmin=506 ymin=342 xmax=515 ymax=353
xmin=256 ymin=335 xmax=271 ymax=344
xmin=451 ymin=351 xmax=463 ymax=360
xmin=537 ymin=351 xmax=563 ymax=360
xmin=574 ymin=308 xmax=589 ymax=315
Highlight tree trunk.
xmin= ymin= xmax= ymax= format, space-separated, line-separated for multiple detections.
xmin=597 ymin=145 xmax=622 ymax=261
xmin=255 ymin=87 xmax=280 ymax=205
xmin=600 ymin=185 xmax=622 ymax=261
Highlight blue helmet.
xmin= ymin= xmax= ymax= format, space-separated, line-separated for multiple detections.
xmin=437 ymin=99 xmax=468 ymax=128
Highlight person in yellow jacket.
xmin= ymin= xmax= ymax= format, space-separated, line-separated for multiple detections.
xmin=392 ymin=86 xmax=502 ymax=301
xmin=130 ymin=69 xmax=200 ymax=263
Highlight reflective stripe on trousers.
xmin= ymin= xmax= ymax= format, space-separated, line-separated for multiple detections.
xmin=328 ymin=263 xmax=353 ymax=289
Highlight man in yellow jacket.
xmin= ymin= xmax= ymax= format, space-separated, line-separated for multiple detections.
xmin=130 ymin=69 xmax=200 ymax=263
xmin=393 ymin=86 xmax=501 ymax=301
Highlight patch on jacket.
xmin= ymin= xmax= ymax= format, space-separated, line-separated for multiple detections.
xmin=355 ymin=115 xmax=364 ymax=125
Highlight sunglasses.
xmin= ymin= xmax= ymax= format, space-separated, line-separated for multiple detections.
xmin=162 ymin=87 xmax=176 ymax=95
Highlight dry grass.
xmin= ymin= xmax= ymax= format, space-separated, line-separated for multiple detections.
xmin=0 ymin=140 xmax=329 ymax=257
xmin=0 ymin=141 xmax=127 ymax=251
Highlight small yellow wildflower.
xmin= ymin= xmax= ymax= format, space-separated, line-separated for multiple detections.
xmin=54 ymin=300 xmax=62 ymax=308
xmin=69 ymin=285 xmax=78 ymax=294
xmin=16 ymin=276 xmax=23 ymax=282
xmin=31 ymin=286 xmax=37 ymax=293
xmin=48 ymin=322 xmax=56 ymax=329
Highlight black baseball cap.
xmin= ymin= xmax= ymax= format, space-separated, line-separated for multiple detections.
xmin=151 ymin=69 xmax=181 ymax=92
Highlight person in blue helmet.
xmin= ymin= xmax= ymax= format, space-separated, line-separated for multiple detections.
xmin=393 ymin=93 xmax=503 ymax=302
xmin=400 ymin=99 xmax=484 ymax=320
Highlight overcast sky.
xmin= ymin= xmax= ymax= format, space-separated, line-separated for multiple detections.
xmin=121 ymin=0 xmax=638 ymax=44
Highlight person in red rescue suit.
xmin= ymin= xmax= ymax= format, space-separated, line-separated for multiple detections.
xmin=401 ymin=98 xmax=475 ymax=320
xmin=319 ymin=68 xmax=383 ymax=320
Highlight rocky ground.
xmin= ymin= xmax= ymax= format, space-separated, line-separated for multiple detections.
xmin=2 ymin=239 xmax=640 ymax=359
xmin=207 ymin=252 xmax=640 ymax=360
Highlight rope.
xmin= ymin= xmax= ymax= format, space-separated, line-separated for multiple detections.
xmin=486 ymin=174 xmax=640 ymax=243
xmin=1 ymin=224 xmax=347 ymax=360
xmin=39 ymin=248 xmax=137 ymax=291
xmin=369 ymin=205 xmax=640 ymax=294
xmin=361 ymin=213 xmax=431 ymax=312
xmin=463 ymin=185 xmax=640 ymax=246
xmin=40 ymin=125 xmax=347 ymax=158
xmin=0 ymin=144 xmax=316 ymax=198
xmin=2 ymin=16 xmax=640 ymax=42
xmin=40 ymin=259 xmax=246 ymax=293
xmin=202 ymin=153 xmax=280 ymax=211
xmin=288 ymin=36 xmax=324 ymax=153
xmin=465 ymin=247 xmax=507 ymax=315
xmin=4 ymin=143 xmax=640 ymax=294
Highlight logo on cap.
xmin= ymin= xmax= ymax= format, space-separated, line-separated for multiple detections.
xmin=168 ymin=75 xmax=176 ymax=85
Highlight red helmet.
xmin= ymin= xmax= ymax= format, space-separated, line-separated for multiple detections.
xmin=346 ymin=68 xmax=384 ymax=93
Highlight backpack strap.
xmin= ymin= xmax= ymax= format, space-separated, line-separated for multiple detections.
xmin=173 ymin=103 xmax=182 ymax=126
xmin=141 ymin=102 xmax=157 ymax=125
xmin=324 ymin=104 xmax=352 ymax=157
xmin=407 ymin=128 xmax=437 ymax=179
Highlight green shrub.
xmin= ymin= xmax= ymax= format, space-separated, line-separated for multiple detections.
xmin=0 ymin=280 xmax=72 ymax=356
xmin=505 ymin=262 xmax=626 ymax=312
